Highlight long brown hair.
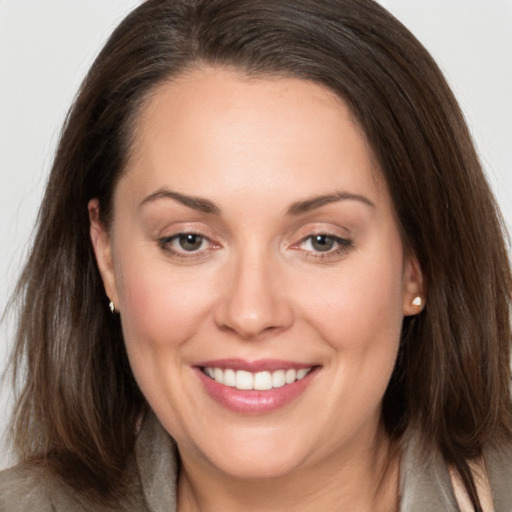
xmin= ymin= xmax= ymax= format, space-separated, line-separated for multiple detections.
xmin=7 ymin=0 xmax=512 ymax=508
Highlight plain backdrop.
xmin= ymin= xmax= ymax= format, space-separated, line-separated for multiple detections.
xmin=1 ymin=0 xmax=511 ymax=470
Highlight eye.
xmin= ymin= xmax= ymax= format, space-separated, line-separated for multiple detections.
xmin=175 ymin=233 xmax=205 ymax=252
xmin=302 ymin=234 xmax=350 ymax=252
xmin=308 ymin=234 xmax=337 ymax=252
xmin=294 ymin=232 xmax=353 ymax=261
xmin=158 ymin=232 xmax=218 ymax=260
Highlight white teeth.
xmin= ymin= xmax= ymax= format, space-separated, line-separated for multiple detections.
xmin=296 ymin=368 xmax=309 ymax=380
xmin=285 ymin=369 xmax=296 ymax=384
xmin=272 ymin=370 xmax=286 ymax=388
xmin=236 ymin=370 xmax=253 ymax=390
xmin=203 ymin=366 xmax=312 ymax=390
xmin=214 ymin=367 xmax=223 ymax=382
xmin=223 ymin=368 xmax=236 ymax=387
xmin=253 ymin=371 xmax=272 ymax=391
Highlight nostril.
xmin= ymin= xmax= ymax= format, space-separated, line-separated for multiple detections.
xmin=213 ymin=262 xmax=294 ymax=338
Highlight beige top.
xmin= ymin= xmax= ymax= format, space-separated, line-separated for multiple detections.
xmin=1 ymin=412 xmax=511 ymax=511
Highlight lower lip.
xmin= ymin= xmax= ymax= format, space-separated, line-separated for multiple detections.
xmin=195 ymin=367 xmax=318 ymax=414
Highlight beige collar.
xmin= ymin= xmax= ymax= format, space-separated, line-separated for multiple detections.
xmin=134 ymin=413 xmax=511 ymax=512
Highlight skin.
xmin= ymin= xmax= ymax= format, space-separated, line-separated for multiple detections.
xmin=89 ymin=67 xmax=424 ymax=512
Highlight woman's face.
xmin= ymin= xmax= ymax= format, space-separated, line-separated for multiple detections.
xmin=90 ymin=67 xmax=423 ymax=479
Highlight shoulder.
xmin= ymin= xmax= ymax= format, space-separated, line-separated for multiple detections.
xmin=0 ymin=462 xmax=75 ymax=512
xmin=399 ymin=432 xmax=459 ymax=511
xmin=486 ymin=440 xmax=512 ymax=511
xmin=0 ymin=454 xmax=150 ymax=512
xmin=0 ymin=462 xmax=97 ymax=512
xmin=400 ymin=432 xmax=512 ymax=512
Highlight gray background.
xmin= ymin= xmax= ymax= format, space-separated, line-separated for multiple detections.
xmin=1 ymin=0 xmax=511 ymax=469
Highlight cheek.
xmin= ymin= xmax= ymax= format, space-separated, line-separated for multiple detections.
xmin=297 ymin=238 xmax=405 ymax=361
xmin=114 ymin=255 xmax=217 ymax=353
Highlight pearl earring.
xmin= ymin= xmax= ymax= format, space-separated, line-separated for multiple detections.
xmin=109 ymin=301 xmax=116 ymax=313
xmin=412 ymin=296 xmax=423 ymax=309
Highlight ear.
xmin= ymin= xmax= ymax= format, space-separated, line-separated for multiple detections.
xmin=402 ymin=253 xmax=425 ymax=316
xmin=88 ymin=199 xmax=119 ymax=310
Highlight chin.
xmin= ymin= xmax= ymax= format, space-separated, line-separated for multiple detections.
xmin=210 ymin=452 xmax=304 ymax=481
xmin=197 ymin=430 xmax=310 ymax=480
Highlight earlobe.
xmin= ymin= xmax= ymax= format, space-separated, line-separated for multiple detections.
xmin=402 ymin=255 xmax=425 ymax=316
xmin=88 ymin=199 xmax=119 ymax=309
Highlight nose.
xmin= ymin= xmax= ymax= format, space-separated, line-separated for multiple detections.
xmin=214 ymin=250 xmax=294 ymax=340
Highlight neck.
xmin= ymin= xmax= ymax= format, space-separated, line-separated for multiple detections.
xmin=177 ymin=425 xmax=400 ymax=512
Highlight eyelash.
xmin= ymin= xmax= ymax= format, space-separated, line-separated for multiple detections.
xmin=158 ymin=233 xmax=218 ymax=262
xmin=157 ymin=232 xmax=353 ymax=262
xmin=294 ymin=233 xmax=353 ymax=261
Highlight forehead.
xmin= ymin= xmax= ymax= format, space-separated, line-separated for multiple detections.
xmin=119 ymin=66 xmax=388 ymax=212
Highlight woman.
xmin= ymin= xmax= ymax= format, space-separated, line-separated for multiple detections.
xmin=1 ymin=0 xmax=511 ymax=510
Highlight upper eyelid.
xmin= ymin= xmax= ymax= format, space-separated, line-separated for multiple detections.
xmin=155 ymin=223 xmax=223 ymax=241
xmin=291 ymin=220 xmax=352 ymax=236
xmin=296 ymin=234 xmax=351 ymax=249
xmin=163 ymin=230 xmax=208 ymax=239
xmin=157 ymin=229 xmax=351 ymax=243
xmin=156 ymin=223 xmax=353 ymax=248
xmin=160 ymin=232 xmax=214 ymax=247
xmin=298 ymin=230 xmax=349 ymax=240
xmin=300 ymin=233 xmax=348 ymax=242
xmin=291 ymin=226 xmax=352 ymax=245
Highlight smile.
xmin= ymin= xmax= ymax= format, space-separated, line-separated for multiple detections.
xmin=195 ymin=360 xmax=319 ymax=414
xmin=202 ymin=367 xmax=312 ymax=390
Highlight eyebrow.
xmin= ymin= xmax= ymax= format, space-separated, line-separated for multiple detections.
xmin=287 ymin=191 xmax=375 ymax=215
xmin=139 ymin=189 xmax=221 ymax=215
xmin=139 ymin=188 xmax=374 ymax=216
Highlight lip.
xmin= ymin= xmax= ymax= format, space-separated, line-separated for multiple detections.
xmin=194 ymin=359 xmax=319 ymax=414
xmin=196 ymin=358 xmax=314 ymax=372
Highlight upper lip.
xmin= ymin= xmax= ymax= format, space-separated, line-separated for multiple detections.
xmin=195 ymin=358 xmax=317 ymax=372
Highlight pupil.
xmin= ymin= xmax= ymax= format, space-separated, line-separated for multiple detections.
xmin=312 ymin=235 xmax=334 ymax=252
xmin=179 ymin=234 xmax=202 ymax=251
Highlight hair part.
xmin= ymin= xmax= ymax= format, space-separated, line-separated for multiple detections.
xmin=8 ymin=0 xmax=512 ymax=508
